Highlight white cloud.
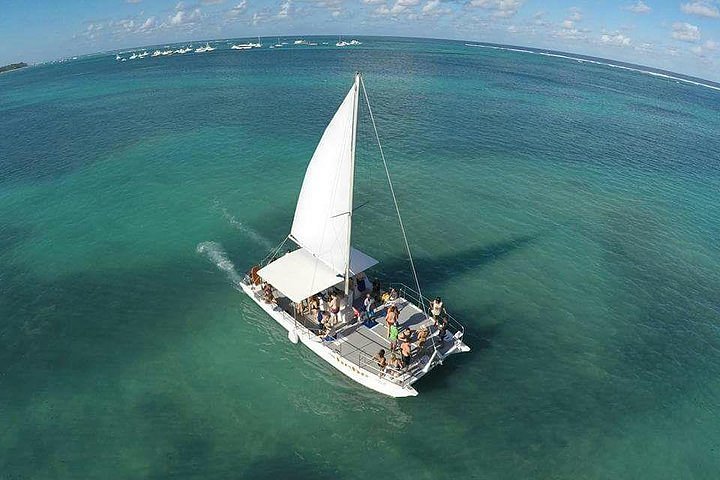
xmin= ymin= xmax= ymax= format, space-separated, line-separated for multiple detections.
xmin=568 ymin=6 xmax=582 ymax=21
xmin=126 ymin=0 xmax=142 ymax=3
xmin=278 ymin=0 xmax=292 ymax=18
xmin=672 ymin=22 xmax=701 ymax=42
xmin=362 ymin=0 xmax=386 ymax=4
xmin=137 ymin=16 xmax=157 ymax=32
xmin=227 ymin=0 xmax=248 ymax=17
xmin=468 ymin=0 xmax=524 ymax=18
xmin=690 ymin=39 xmax=719 ymax=56
xmin=681 ymin=2 xmax=720 ymax=18
xmin=422 ymin=0 xmax=440 ymax=13
xmin=169 ymin=8 xmax=202 ymax=26
xmin=601 ymin=32 xmax=632 ymax=46
xmin=624 ymin=1 xmax=651 ymax=14
xmin=202 ymin=0 xmax=226 ymax=4
xmin=175 ymin=2 xmax=185 ymax=11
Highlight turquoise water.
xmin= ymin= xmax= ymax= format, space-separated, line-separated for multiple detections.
xmin=2 ymin=36 xmax=720 ymax=479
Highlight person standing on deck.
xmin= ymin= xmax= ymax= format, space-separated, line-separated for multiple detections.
xmin=388 ymin=323 xmax=399 ymax=352
xmin=385 ymin=305 xmax=398 ymax=336
xmin=429 ymin=297 xmax=444 ymax=324
xmin=400 ymin=339 xmax=412 ymax=369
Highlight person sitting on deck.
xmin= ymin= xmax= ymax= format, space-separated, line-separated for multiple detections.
xmin=429 ymin=297 xmax=444 ymax=324
xmin=388 ymin=323 xmax=399 ymax=352
xmin=356 ymin=272 xmax=368 ymax=292
xmin=400 ymin=339 xmax=413 ymax=369
xmin=416 ymin=326 xmax=429 ymax=350
xmin=262 ymin=283 xmax=276 ymax=304
xmin=398 ymin=327 xmax=413 ymax=344
xmin=388 ymin=287 xmax=398 ymax=301
xmin=374 ymin=349 xmax=388 ymax=373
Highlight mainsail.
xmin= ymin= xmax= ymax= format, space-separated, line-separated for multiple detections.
xmin=290 ymin=75 xmax=360 ymax=275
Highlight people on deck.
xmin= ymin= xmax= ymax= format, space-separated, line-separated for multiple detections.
xmin=388 ymin=323 xmax=399 ymax=351
xmin=262 ymin=283 xmax=276 ymax=304
xmin=400 ymin=339 xmax=412 ymax=369
xmin=388 ymin=288 xmax=398 ymax=301
xmin=398 ymin=327 xmax=413 ymax=343
xmin=436 ymin=316 xmax=448 ymax=343
xmin=329 ymin=294 xmax=340 ymax=324
xmin=363 ymin=293 xmax=375 ymax=317
xmin=388 ymin=354 xmax=402 ymax=376
xmin=430 ymin=297 xmax=444 ymax=323
xmin=356 ymin=272 xmax=368 ymax=292
xmin=374 ymin=349 xmax=387 ymax=371
xmin=416 ymin=326 xmax=429 ymax=350
xmin=385 ymin=305 xmax=398 ymax=335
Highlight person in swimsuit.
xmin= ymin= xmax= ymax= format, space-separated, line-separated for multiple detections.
xmin=400 ymin=340 xmax=412 ymax=369
xmin=329 ymin=294 xmax=340 ymax=324
xmin=385 ymin=305 xmax=398 ymax=336
xmin=416 ymin=326 xmax=429 ymax=350
xmin=374 ymin=349 xmax=387 ymax=374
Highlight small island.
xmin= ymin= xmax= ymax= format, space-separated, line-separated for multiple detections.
xmin=0 ymin=62 xmax=28 ymax=74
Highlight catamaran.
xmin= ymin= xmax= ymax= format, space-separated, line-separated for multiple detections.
xmin=240 ymin=73 xmax=470 ymax=397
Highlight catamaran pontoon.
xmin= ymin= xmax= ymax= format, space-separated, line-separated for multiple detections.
xmin=240 ymin=73 xmax=470 ymax=397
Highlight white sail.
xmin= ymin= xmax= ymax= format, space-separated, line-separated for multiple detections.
xmin=290 ymin=76 xmax=359 ymax=275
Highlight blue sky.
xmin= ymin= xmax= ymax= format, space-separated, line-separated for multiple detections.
xmin=1 ymin=0 xmax=719 ymax=80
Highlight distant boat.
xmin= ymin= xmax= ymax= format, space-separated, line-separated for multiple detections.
xmin=273 ymin=38 xmax=283 ymax=48
xmin=129 ymin=53 xmax=138 ymax=60
xmin=151 ymin=50 xmax=162 ymax=57
xmin=294 ymin=39 xmax=308 ymax=45
xmin=232 ymin=37 xmax=262 ymax=50
xmin=115 ymin=54 xmax=122 ymax=61
xmin=238 ymin=73 xmax=470 ymax=397
xmin=195 ymin=43 xmax=215 ymax=53
xmin=349 ymin=39 xmax=362 ymax=46
xmin=336 ymin=36 xmax=349 ymax=47
xmin=138 ymin=51 xmax=149 ymax=58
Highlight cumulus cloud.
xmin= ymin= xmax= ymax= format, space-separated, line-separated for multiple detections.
xmin=672 ymin=22 xmax=701 ymax=42
xmin=137 ymin=16 xmax=157 ymax=32
xmin=468 ymin=0 xmax=524 ymax=18
xmin=169 ymin=8 xmax=202 ymax=26
xmin=226 ymin=0 xmax=248 ymax=17
xmin=373 ymin=0 xmax=421 ymax=16
xmin=690 ymin=39 xmax=718 ymax=56
xmin=601 ymin=32 xmax=632 ymax=46
xmin=624 ymin=1 xmax=651 ymax=13
xmin=681 ymin=2 xmax=720 ymax=18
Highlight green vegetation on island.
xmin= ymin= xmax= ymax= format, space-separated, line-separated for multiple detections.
xmin=0 ymin=62 xmax=28 ymax=74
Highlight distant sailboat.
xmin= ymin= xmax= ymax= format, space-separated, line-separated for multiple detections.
xmin=194 ymin=42 xmax=215 ymax=53
xmin=232 ymin=36 xmax=262 ymax=50
xmin=238 ymin=73 xmax=470 ymax=397
xmin=336 ymin=36 xmax=349 ymax=47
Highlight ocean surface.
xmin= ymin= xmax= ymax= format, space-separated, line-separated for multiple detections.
xmin=1 ymin=36 xmax=719 ymax=479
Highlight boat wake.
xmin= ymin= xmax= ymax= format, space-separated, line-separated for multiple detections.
xmin=213 ymin=200 xmax=274 ymax=250
xmin=196 ymin=241 xmax=243 ymax=286
xmin=465 ymin=43 xmax=720 ymax=92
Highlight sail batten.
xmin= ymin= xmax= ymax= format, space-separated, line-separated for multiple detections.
xmin=290 ymin=77 xmax=360 ymax=275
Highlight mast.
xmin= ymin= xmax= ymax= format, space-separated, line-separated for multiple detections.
xmin=344 ymin=73 xmax=360 ymax=295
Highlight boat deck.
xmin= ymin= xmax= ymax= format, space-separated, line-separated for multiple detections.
xmin=275 ymin=291 xmax=461 ymax=386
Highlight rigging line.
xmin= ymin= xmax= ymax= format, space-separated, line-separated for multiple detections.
xmin=360 ymin=76 xmax=440 ymax=356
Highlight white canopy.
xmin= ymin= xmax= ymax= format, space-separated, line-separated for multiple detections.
xmin=290 ymin=76 xmax=360 ymax=276
xmin=257 ymin=247 xmax=378 ymax=303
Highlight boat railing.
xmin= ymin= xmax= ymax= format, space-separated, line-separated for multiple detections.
xmin=327 ymin=334 xmax=410 ymax=387
xmin=388 ymin=282 xmax=465 ymax=339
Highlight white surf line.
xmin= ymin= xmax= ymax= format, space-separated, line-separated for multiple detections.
xmin=465 ymin=44 xmax=720 ymax=93
xmin=196 ymin=241 xmax=243 ymax=286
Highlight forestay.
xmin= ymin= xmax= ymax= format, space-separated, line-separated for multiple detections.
xmin=289 ymin=77 xmax=360 ymax=275
xmin=258 ymin=247 xmax=377 ymax=303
